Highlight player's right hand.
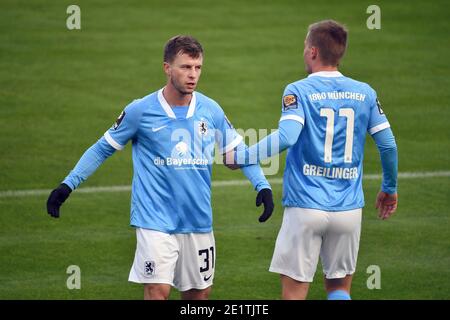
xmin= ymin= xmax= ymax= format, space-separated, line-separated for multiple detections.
xmin=46 ymin=183 xmax=72 ymax=218
xmin=375 ymin=191 xmax=398 ymax=220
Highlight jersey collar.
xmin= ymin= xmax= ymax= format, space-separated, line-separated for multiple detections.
xmin=308 ymin=71 xmax=343 ymax=78
xmin=158 ymin=88 xmax=197 ymax=119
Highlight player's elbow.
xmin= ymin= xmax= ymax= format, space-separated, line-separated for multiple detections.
xmin=285 ymin=134 xmax=299 ymax=147
xmin=389 ymin=142 xmax=398 ymax=153
xmin=278 ymin=127 xmax=300 ymax=149
xmin=379 ymin=140 xmax=397 ymax=154
xmin=279 ymin=131 xmax=298 ymax=148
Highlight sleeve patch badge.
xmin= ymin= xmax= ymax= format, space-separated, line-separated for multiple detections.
xmin=113 ymin=111 xmax=125 ymax=130
xmin=376 ymin=98 xmax=384 ymax=115
xmin=283 ymin=94 xmax=298 ymax=110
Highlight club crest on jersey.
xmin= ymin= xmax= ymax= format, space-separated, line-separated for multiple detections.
xmin=283 ymin=94 xmax=298 ymax=110
xmin=113 ymin=111 xmax=125 ymax=130
xmin=144 ymin=261 xmax=155 ymax=276
xmin=376 ymin=98 xmax=384 ymax=114
xmin=198 ymin=120 xmax=208 ymax=136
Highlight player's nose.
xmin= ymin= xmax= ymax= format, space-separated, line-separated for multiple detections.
xmin=187 ymin=69 xmax=195 ymax=78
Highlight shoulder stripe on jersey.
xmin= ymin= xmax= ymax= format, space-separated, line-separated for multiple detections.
xmin=219 ymin=135 xmax=243 ymax=154
xmin=369 ymin=122 xmax=390 ymax=135
xmin=104 ymin=131 xmax=124 ymax=150
xmin=279 ymin=115 xmax=305 ymax=125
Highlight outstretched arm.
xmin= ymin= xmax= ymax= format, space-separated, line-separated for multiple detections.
xmin=372 ymin=128 xmax=398 ymax=219
xmin=221 ymin=119 xmax=303 ymax=221
xmin=223 ymin=142 xmax=275 ymax=222
xmin=216 ymin=105 xmax=280 ymax=222
xmin=46 ymin=137 xmax=116 ymax=218
xmin=227 ymin=119 xmax=303 ymax=168
xmin=62 ymin=137 xmax=116 ymax=190
xmin=239 ymin=160 xmax=274 ymax=222
xmin=47 ymin=99 xmax=143 ymax=218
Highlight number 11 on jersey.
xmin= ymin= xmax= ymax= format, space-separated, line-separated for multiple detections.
xmin=320 ymin=107 xmax=355 ymax=163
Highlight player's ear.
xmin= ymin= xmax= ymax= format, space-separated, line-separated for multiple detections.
xmin=163 ymin=62 xmax=171 ymax=77
xmin=311 ymin=47 xmax=319 ymax=60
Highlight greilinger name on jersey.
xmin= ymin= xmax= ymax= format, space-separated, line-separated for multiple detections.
xmin=309 ymin=91 xmax=366 ymax=102
xmin=303 ymin=164 xmax=359 ymax=180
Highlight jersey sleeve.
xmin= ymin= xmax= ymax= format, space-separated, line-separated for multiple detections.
xmin=367 ymin=89 xmax=390 ymax=135
xmin=103 ymin=100 xmax=143 ymax=150
xmin=279 ymin=84 xmax=305 ymax=126
xmin=372 ymin=128 xmax=398 ymax=194
xmin=62 ymin=137 xmax=116 ymax=190
xmin=213 ymin=105 xmax=243 ymax=154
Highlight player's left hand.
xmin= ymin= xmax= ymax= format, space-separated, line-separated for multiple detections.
xmin=375 ymin=191 xmax=398 ymax=220
xmin=256 ymin=188 xmax=274 ymax=222
xmin=47 ymin=183 xmax=72 ymax=218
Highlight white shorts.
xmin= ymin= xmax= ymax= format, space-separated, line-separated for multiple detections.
xmin=269 ymin=207 xmax=362 ymax=282
xmin=128 ymin=228 xmax=215 ymax=292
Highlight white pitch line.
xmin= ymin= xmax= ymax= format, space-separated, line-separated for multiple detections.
xmin=0 ymin=170 xmax=449 ymax=198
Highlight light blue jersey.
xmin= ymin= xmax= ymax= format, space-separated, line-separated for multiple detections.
xmin=104 ymin=89 xmax=243 ymax=233
xmin=280 ymin=71 xmax=390 ymax=211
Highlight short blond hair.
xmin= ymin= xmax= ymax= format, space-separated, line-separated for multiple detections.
xmin=306 ymin=20 xmax=348 ymax=66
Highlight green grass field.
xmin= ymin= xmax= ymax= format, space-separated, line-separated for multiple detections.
xmin=1 ymin=0 xmax=449 ymax=299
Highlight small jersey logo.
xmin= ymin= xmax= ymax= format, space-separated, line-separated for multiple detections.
xmin=376 ymin=98 xmax=384 ymax=114
xmin=203 ymin=274 xmax=212 ymax=281
xmin=198 ymin=121 xmax=208 ymax=136
xmin=144 ymin=261 xmax=155 ymax=276
xmin=152 ymin=125 xmax=167 ymax=132
xmin=283 ymin=94 xmax=298 ymax=110
xmin=113 ymin=111 xmax=125 ymax=130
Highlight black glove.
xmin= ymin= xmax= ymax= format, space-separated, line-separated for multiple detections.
xmin=256 ymin=188 xmax=274 ymax=222
xmin=46 ymin=183 xmax=72 ymax=218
